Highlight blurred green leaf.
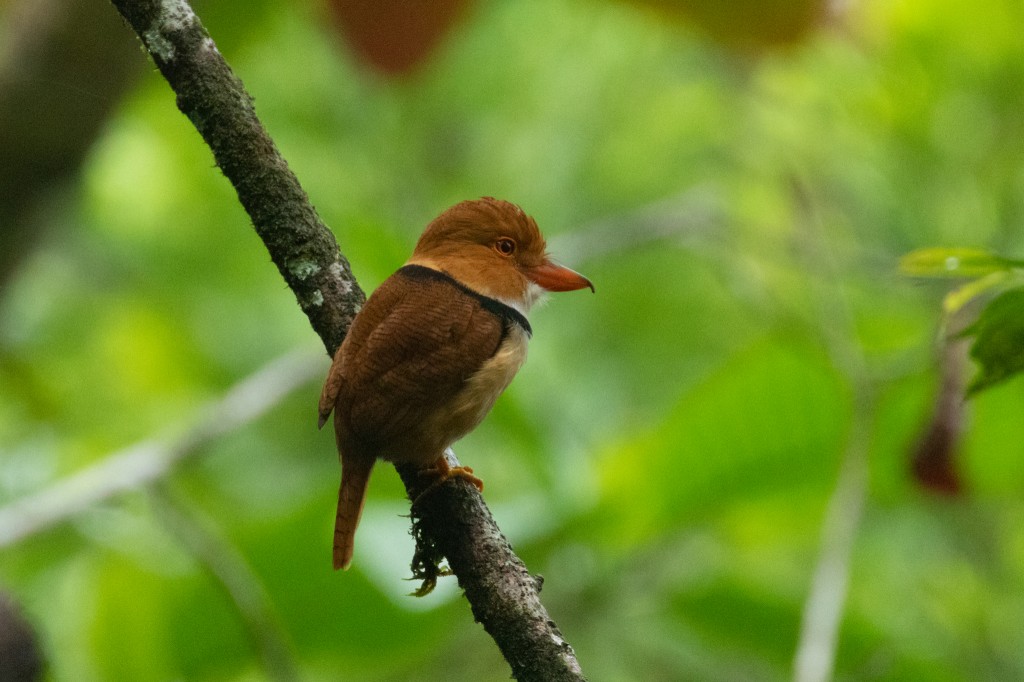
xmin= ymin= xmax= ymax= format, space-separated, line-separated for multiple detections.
xmin=943 ymin=270 xmax=1010 ymax=315
xmin=600 ymin=337 xmax=848 ymax=545
xmin=900 ymin=248 xmax=1023 ymax=279
xmin=962 ymin=287 xmax=1024 ymax=394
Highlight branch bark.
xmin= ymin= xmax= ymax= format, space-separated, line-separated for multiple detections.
xmin=399 ymin=455 xmax=586 ymax=681
xmin=108 ymin=0 xmax=363 ymax=353
xmin=106 ymin=1 xmax=586 ymax=679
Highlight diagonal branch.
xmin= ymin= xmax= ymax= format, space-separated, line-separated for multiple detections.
xmin=109 ymin=0 xmax=363 ymax=354
xmin=149 ymin=486 xmax=299 ymax=682
xmin=106 ymin=1 xmax=586 ymax=679
xmin=789 ymin=176 xmax=872 ymax=682
xmin=0 ymin=350 xmax=321 ymax=548
xmin=792 ymin=394 xmax=871 ymax=682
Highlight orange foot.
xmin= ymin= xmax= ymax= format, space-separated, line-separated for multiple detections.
xmin=413 ymin=456 xmax=484 ymax=505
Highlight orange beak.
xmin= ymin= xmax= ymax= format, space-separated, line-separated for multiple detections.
xmin=524 ymin=260 xmax=594 ymax=293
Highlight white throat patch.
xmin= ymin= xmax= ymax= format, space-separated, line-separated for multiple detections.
xmin=501 ymin=280 xmax=547 ymax=317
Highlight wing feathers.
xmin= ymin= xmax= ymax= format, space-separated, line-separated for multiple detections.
xmin=331 ymin=269 xmax=508 ymax=452
xmin=318 ymin=344 xmax=345 ymax=429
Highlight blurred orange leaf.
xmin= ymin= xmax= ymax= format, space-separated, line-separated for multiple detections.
xmin=326 ymin=0 xmax=474 ymax=76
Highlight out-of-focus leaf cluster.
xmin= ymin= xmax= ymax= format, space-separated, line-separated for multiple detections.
xmin=902 ymin=247 xmax=1024 ymax=392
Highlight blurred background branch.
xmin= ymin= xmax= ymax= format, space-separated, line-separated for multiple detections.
xmin=551 ymin=184 xmax=724 ymax=263
xmin=789 ymin=176 xmax=871 ymax=682
xmin=149 ymin=486 xmax=299 ymax=682
xmin=793 ymin=400 xmax=871 ymax=682
xmin=0 ymin=350 xmax=321 ymax=548
xmin=0 ymin=0 xmax=144 ymax=288
xmin=0 ymin=590 xmax=44 ymax=682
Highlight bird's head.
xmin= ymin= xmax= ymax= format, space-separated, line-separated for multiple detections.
xmin=408 ymin=197 xmax=593 ymax=313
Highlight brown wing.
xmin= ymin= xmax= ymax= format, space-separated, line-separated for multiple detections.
xmin=321 ymin=267 xmax=506 ymax=453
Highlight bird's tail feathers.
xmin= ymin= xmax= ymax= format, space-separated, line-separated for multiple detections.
xmin=333 ymin=453 xmax=374 ymax=570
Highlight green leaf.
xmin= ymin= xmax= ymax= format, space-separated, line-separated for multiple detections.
xmin=899 ymin=248 xmax=1023 ymax=278
xmin=962 ymin=287 xmax=1024 ymax=395
xmin=942 ymin=271 xmax=1010 ymax=316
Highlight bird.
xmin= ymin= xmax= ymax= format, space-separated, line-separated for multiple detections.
xmin=318 ymin=197 xmax=593 ymax=570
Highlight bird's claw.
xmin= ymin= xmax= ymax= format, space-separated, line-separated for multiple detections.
xmin=412 ymin=457 xmax=484 ymax=506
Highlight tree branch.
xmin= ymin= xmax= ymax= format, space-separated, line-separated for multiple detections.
xmin=399 ymin=454 xmax=586 ymax=681
xmin=106 ymin=1 xmax=586 ymax=679
xmin=0 ymin=350 xmax=321 ymax=548
xmin=109 ymin=0 xmax=362 ymax=353
xmin=792 ymin=396 xmax=870 ymax=682
xmin=550 ymin=183 xmax=723 ymax=263
xmin=789 ymin=176 xmax=872 ymax=682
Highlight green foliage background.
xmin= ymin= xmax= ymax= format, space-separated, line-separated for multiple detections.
xmin=3 ymin=0 xmax=1024 ymax=679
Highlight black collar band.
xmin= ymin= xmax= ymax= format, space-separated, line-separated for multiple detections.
xmin=398 ymin=264 xmax=533 ymax=337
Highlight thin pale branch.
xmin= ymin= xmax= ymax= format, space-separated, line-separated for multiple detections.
xmin=550 ymin=184 xmax=723 ymax=262
xmin=105 ymin=1 xmax=586 ymax=679
xmin=0 ymin=350 xmax=321 ymax=548
xmin=789 ymin=176 xmax=873 ymax=682
xmin=149 ymin=486 xmax=299 ymax=682
xmin=792 ymin=399 xmax=870 ymax=682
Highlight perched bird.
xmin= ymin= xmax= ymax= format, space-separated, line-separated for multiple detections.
xmin=318 ymin=197 xmax=593 ymax=570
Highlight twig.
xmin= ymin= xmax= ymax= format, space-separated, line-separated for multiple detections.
xmin=550 ymin=184 xmax=724 ymax=263
xmin=909 ymin=338 xmax=967 ymax=493
xmin=792 ymin=396 xmax=870 ymax=682
xmin=149 ymin=486 xmax=299 ymax=682
xmin=106 ymin=1 xmax=587 ymax=679
xmin=0 ymin=350 xmax=321 ymax=548
xmin=789 ymin=176 xmax=873 ymax=682
xmin=909 ymin=310 xmax=972 ymax=495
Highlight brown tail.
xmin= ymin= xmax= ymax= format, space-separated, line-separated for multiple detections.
xmin=333 ymin=454 xmax=375 ymax=570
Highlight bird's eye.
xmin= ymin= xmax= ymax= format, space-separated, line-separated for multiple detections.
xmin=495 ymin=238 xmax=516 ymax=256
